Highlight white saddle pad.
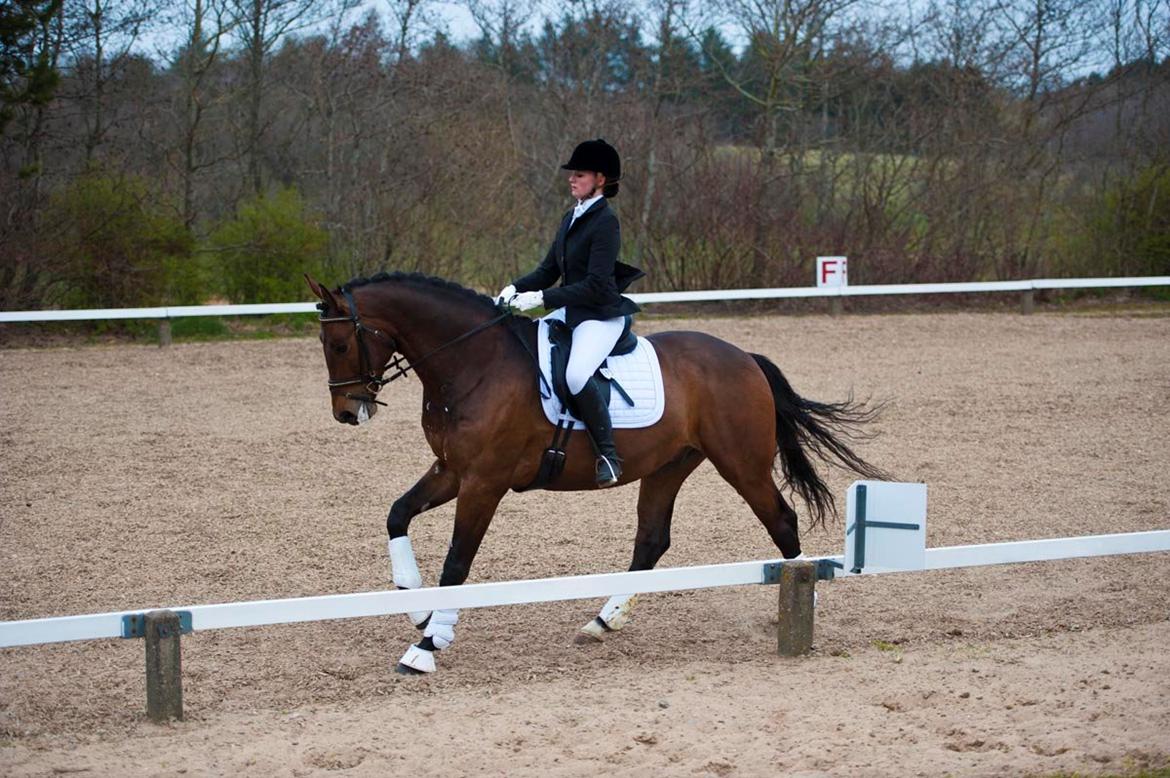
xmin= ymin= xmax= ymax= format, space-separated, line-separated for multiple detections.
xmin=536 ymin=319 xmax=665 ymax=430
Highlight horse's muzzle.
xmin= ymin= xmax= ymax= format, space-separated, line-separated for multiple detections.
xmin=335 ymin=401 xmax=374 ymax=425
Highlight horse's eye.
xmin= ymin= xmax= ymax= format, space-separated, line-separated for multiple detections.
xmin=332 ymin=343 xmax=349 ymax=355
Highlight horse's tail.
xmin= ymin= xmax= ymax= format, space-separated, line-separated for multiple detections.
xmin=750 ymin=353 xmax=889 ymax=527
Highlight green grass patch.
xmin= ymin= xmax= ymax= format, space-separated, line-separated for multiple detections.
xmin=170 ymin=316 xmax=231 ymax=340
xmin=169 ymin=313 xmax=319 ymax=342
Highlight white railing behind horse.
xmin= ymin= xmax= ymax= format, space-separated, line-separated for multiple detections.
xmin=1 ymin=276 xmax=1167 ymax=326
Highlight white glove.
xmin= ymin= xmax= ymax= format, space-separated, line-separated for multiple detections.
xmin=511 ymin=290 xmax=544 ymax=312
xmin=495 ymin=284 xmax=517 ymax=305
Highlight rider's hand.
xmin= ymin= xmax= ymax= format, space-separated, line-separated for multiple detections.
xmin=511 ymin=291 xmax=544 ymax=312
xmin=495 ymin=284 xmax=517 ymax=305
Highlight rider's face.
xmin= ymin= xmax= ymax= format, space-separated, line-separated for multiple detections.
xmin=568 ymin=170 xmax=605 ymax=201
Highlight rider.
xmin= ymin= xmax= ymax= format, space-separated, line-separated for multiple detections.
xmin=496 ymin=138 xmax=643 ymax=487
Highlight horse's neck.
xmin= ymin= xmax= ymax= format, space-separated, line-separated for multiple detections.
xmin=367 ymin=285 xmax=518 ymax=392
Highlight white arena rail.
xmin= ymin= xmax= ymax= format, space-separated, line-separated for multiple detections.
xmin=2 ymin=472 xmax=1167 ymax=722
xmin=0 ymin=276 xmax=1167 ymax=324
xmin=3 ymin=529 xmax=1168 ymax=650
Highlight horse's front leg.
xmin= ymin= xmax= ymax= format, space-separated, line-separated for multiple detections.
xmin=397 ymin=476 xmax=507 ymax=675
xmin=387 ymin=460 xmax=459 ymax=629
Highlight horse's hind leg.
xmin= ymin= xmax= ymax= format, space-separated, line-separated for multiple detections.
xmin=741 ymin=480 xmax=802 ymax=558
xmin=702 ymin=419 xmax=803 ymax=559
xmin=386 ymin=460 xmax=458 ymax=629
xmin=577 ymin=449 xmax=705 ymax=643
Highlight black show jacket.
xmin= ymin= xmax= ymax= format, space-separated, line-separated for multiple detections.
xmin=512 ymin=198 xmax=644 ymax=328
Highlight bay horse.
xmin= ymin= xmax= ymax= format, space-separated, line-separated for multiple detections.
xmin=306 ymin=271 xmax=885 ymax=674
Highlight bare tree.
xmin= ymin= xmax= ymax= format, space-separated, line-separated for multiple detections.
xmin=683 ymin=0 xmax=862 ymax=284
xmin=631 ymin=0 xmax=686 ymax=266
xmin=229 ymin=0 xmax=327 ymax=194
xmin=168 ymin=0 xmax=234 ymax=226
xmin=996 ymin=0 xmax=1099 ymax=275
xmin=998 ymin=0 xmax=1093 ymax=103
xmin=275 ymin=6 xmax=389 ymax=274
xmin=465 ymin=0 xmax=534 ymax=153
xmin=386 ymin=0 xmax=434 ymax=65
xmin=63 ymin=0 xmax=151 ymax=160
xmin=696 ymin=0 xmax=859 ymax=160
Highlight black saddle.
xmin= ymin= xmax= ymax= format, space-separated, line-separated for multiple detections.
xmin=546 ymin=316 xmax=636 ymax=417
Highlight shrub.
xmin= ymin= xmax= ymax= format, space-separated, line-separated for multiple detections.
xmin=1097 ymin=164 xmax=1170 ymax=277
xmin=210 ymin=188 xmax=329 ymax=303
xmin=47 ymin=170 xmax=194 ymax=308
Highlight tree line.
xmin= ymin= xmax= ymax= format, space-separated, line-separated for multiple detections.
xmin=1 ymin=0 xmax=1168 ymax=310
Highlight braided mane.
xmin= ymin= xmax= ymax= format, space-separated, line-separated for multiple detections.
xmin=341 ymin=271 xmax=498 ymax=314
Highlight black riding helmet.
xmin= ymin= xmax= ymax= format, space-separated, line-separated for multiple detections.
xmin=561 ymin=138 xmax=621 ymax=197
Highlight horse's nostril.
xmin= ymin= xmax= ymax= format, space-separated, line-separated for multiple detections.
xmin=338 ymin=410 xmax=357 ymax=425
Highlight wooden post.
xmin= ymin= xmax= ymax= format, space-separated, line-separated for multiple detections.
xmin=145 ymin=610 xmax=183 ymax=722
xmin=1020 ymin=290 xmax=1035 ymax=315
xmin=158 ymin=320 xmax=172 ymax=347
xmin=776 ymin=560 xmax=816 ymax=656
xmin=829 ymin=297 xmax=843 ymax=317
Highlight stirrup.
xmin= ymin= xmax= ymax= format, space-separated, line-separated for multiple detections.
xmin=596 ymin=455 xmax=622 ymax=487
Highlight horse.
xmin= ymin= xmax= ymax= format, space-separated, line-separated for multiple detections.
xmin=305 ymin=271 xmax=886 ymax=674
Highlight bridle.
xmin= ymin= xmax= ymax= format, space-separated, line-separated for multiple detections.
xmin=318 ymin=288 xmax=405 ymax=407
xmin=318 ymin=287 xmax=512 ymax=407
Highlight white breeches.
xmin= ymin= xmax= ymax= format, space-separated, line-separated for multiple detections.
xmin=543 ymin=308 xmax=626 ymax=395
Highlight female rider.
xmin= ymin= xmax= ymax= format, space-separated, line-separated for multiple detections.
xmin=496 ymin=138 xmax=643 ymax=487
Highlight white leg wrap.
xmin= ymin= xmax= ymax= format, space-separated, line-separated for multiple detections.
xmin=423 ymin=608 xmax=459 ymax=650
xmin=389 ymin=537 xmax=422 ymax=588
xmin=398 ymin=644 xmax=436 ymax=673
xmin=598 ymin=594 xmax=638 ymax=631
xmin=578 ymin=618 xmax=607 ymax=641
xmin=388 ymin=537 xmax=430 ymax=626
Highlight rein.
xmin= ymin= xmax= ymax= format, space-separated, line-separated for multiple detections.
xmin=319 ymin=287 xmax=512 ymax=405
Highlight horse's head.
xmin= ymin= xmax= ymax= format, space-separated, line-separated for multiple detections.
xmin=306 ymin=274 xmax=399 ymax=426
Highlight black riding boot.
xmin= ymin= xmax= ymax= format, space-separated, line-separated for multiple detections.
xmin=573 ymin=376 xmax=622 ymax=487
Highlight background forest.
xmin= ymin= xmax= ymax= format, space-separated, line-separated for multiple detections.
xmin=1 ymin=0 xmax=1168 ymax=310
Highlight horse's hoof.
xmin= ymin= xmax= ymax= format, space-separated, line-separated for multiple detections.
xmin=395 ymin=662 xmax=426 ymax=675
xmin=575 ymin=617 xmax=608 ymax=644
xmin=397 ymin=643 xmax=437 ymax=673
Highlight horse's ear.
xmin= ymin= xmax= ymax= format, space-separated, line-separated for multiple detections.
xmin=305 ymin=274 xmax=338 ymax=311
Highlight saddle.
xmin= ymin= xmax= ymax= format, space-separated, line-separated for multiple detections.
xmin=515 ymin=315 xmax=637 ymax=492
xmin=544 ymin=316 xmax=637 ymax=417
